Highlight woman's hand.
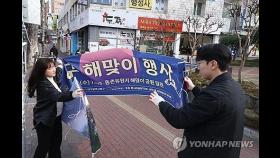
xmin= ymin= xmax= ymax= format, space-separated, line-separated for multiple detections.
xmin=72 ymin=89 xmax=84 ymax=98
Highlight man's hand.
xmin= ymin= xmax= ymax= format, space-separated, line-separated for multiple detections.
xmin=184 ymin=76 xmax=195 ymax=91
xmin=149 ymin=91 xmax=165 ymax=106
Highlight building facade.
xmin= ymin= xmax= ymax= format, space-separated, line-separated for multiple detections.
xmin=58 ymin=0 xmax=231 ymax=56
xmin=22 ymin=0 xmax=41 ymax=25
xmin=43 ymin=0 xmax=65 ymax=44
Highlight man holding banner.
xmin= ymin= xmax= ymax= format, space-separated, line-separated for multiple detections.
xmin=149 ymin=44 xmax=245 ymax=158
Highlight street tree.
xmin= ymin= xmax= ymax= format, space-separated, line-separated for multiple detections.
xmin=228 ymin=0 xmax=259 ymax=83
xmin=184 ymin=14 xmax=224 ymax=55
xmin=25 ymin=23 xmax=39 ymax=67
xmin=180 ymin=11 xmax=224 ymax=67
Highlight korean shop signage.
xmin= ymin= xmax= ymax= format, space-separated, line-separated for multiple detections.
xmin=138 ymin=17 xmax=183 ymax=33
xmin=89 ymin=9 xmax=138 ymax=29
xmin=129 ymin=0 xmax=153 ymax=10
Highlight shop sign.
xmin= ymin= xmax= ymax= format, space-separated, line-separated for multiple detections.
xmin=99 ymin=28 xmax=118 ymax=38
xmin=128 ymin=0 xmax=153 ymax=10
xmin=102 ymin=12 xmax=126 ymax=26
xmin=89 ymin=42 xmax=99 ymax=52
xmin=118 ymin=30 xmax=135 ymax=39
xmin=89 ymin=9 xmax=138 ymax=29
xmin=138 ymin=17 xmax=183 ymax=33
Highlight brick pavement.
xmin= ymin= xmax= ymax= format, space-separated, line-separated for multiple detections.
xmin=112 ymin=95 xmax=184 ymax=136
xmin=23 ymin=99 xmax=92 ymax=158
xmin=90 ymin=96 xmax=180 ymax=158
xmin=23 ymin=94 xmax=259 ymax=158
xmin=240 ymin=136 xmax=259 ymax=158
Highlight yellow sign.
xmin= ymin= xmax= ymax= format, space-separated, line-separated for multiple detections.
xmin=129 ymin=0 xmax=153 ymax=10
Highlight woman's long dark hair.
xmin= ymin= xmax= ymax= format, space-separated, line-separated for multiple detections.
xmin=27 ymin=58 xmax=55 ymax=97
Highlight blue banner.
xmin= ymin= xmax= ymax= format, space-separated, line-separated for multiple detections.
xmin=62 ymin=77 xmax=101 ymax=154
xmin=61 ymin=48 xmax=188 ymax=108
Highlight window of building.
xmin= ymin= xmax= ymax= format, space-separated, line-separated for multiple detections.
xmin=66 ymin=12 xmax=69 ymax=23
xmin=90 ymin=0 xmax=112 ymax=5
xmin=154 ymin=0 xmax=166 ymax=12
xmin=78 ymin=4 xmax=81 ymax=15
xmin=222 ymin=2 xmax=232 ymax=18
xmin=81 ymin=5 xmax=85 ymax=12
xmin=63 ymin=16 xmax=66 ymax=25
xmin=70 ymin=8 xmax=73 ymax=21
xmin=113 ymin=0 xmax=126 ymax=9
xmin=193 ymin=2 xmax=202 ymax=16
xmin=74 ymin=3 xmax=77 ymax=17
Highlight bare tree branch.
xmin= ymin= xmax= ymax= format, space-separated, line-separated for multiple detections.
xmin=227 ymin=0 xmax=259 ymax=83
xmin=183 ymin=12 xmax=224 ymax=54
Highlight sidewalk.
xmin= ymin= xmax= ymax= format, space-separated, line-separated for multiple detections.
xmin=22 ymin=95 xmax=259 ymax=158
xmin=231 ymin=66 xmax=259 ymax=86
xmin=232 ymin=65 xmax=259 ymax=141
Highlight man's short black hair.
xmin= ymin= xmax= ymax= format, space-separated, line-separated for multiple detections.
xmin=196 ymin=44 xmax=232 ymax=71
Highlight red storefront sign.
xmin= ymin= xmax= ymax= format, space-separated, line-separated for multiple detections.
xmin=138 ymin=17 xmax=183 ymax=33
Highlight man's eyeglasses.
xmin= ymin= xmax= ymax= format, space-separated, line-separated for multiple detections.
xmin=196 ymin=60 xmax=207 ymax=65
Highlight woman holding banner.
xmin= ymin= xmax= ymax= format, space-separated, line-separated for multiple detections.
xmin=27 ymin=58 xmax=83 ymax=158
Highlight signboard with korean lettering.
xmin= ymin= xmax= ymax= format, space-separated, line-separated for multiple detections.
xmin=117 ymin=29 xmax=135 ymax=49
xmin=99 ymin=28 xmax=118 ymax=38
xmin=129 ymin=0 xmax=153 ymax=10
xmin=102 ymin=11 xmax=126 ymax=26
xmin=138 ymin=17 xmax=183 ymax=33
xmin=61 ymin=48 xmax=188 ymax=108
xmin=89 ymin=8 xmax=138 ymax=29
xmin=89 ymin=42 xmax=99 ymax=52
